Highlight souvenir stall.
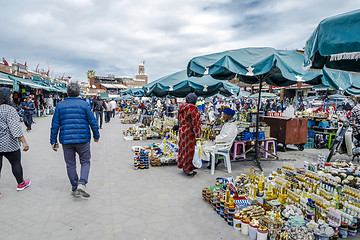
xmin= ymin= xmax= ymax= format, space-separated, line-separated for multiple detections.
xmin=202 ymin=157 xmax=360 ymax=239
xmin=123 ymin=116 xmax=178 ymax=141
xmin=132 ymin=131 xmax=179 ymax=169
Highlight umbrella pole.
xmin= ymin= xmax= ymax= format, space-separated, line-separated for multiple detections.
xmin=254 ymin=78 xmax=263 ymax=172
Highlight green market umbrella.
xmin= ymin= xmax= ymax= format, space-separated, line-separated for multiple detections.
xmin=304 ymin=9 xmax=360 ymax=73
xmin=121 ymin=88 xmax=145 ymax=97
xmin=187 ymin=47 xmax=322 ymax=170
xmin=143 ymin=70 xmax=240 ymax=98
xmin=187 ymin=47 xmax=321 ymax=85
xmin=129 ymin=88 xmax=146 ymax=97
xmin=119 ymin=89 xmax=129 ymax=96
xmin=322 ymin=68 xmax=360 ymax=96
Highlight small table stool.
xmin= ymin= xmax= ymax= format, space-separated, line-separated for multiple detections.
xmin=264 ymin=140 xmax=277 ymax=158
xmin=231 ymin=141 xmax=246 ymax=160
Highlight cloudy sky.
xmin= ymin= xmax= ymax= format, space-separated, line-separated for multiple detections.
xmin=1 ymin=0 xmax=358 ymax=82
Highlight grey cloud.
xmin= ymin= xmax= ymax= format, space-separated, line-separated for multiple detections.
xmin=0 ymin=0 xmax=359 ymax=81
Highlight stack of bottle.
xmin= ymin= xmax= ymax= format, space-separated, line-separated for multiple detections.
xmin=220 ymin=186 xmax=235 ymax=226
xmin=305 ymin=198 xmax=316 ymax=222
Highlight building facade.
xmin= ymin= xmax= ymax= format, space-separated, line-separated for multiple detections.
xmin=88 ymin=63 xmax=148 ymax=93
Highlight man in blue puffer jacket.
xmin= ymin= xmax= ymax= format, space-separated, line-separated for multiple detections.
xmin=50 ymin=82 xmax=100 ymax=198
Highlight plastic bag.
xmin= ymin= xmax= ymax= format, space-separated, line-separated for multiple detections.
xmin=192 ymin=142 xmax=202 ymax=168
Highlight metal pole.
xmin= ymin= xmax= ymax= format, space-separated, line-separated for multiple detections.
xmin=254 ymin=79 xmax=263 ymax=171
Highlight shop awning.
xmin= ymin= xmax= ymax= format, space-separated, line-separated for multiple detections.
xmin=0 ymin=71 xmax=66 ymax=93
xmin=8 ymin=76 xmax=48 ymax=90
xmin=0 ymin=72 xmax=13 ymax=84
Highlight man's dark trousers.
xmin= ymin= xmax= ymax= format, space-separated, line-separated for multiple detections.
xmin=62 ymin=142 xmax=91 ymax=191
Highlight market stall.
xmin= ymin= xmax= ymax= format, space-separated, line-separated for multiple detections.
xmin=187 ymin=47 xmax=322 ymax=171
xmin=202 ymin=158 xmax=360 ymax=239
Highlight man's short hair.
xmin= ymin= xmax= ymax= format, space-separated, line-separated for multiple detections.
xmin=67 ymin=82 xmax=81 ymax=97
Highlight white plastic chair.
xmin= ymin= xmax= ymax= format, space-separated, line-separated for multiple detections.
xmin=210 ymin=134 xmax=238 ymax=175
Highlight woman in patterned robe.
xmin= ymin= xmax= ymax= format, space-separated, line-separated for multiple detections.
xmin=177 ymin=93 xmax=201 ymax=176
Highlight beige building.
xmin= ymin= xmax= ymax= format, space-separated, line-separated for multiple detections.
xmin=124 ymin=62 xmax=148 ymax=88
xmin=88 ymin=63 xmax=148 ymax=93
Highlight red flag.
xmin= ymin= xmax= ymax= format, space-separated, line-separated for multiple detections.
xmin=2 ymin=57 xmax=9 ymax=66
xmin=25 ymin=61 xmax=27 ymax=66
xmin=67 ymin=76 xmax=72 ymax=80
xmin=36 ymin=64 xmax=39 ymax=72
xmin=46 ymin=69 xmax=50 ymax=76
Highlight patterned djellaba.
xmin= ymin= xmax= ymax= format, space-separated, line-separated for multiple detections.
xmin=177 ymin=103 xmax=201 ymax=172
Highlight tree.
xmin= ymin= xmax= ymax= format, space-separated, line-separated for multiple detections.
xmin=87 ymin=70 xmax=96 ymax=79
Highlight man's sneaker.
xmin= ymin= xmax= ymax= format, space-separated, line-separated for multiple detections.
xmin=72 ymin=189 xmax=81 ymax=198
xmin=77 ymin=184 xmax=90 ymax=198
xmin=17 ymin=179 xmax=31 ymax=191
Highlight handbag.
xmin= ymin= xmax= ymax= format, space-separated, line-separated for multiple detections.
xmin=192 ymin=142 xmax=202 ymax=168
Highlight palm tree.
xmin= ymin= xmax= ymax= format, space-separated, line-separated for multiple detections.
xmin=87 ymin=70 xmax=96 ymax=79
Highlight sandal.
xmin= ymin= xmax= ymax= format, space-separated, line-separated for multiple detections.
xmin=186 ymin=171 xmax=197 ymax=176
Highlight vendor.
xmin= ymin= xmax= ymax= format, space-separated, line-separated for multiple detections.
xmin=138 ymin=102 xmax=149 ymax=125
xmin=203 ymin=107 xmax=238 ymax=169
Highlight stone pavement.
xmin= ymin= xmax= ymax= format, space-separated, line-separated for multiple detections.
xmin=0 ymin=115 xmax=347 ymax=240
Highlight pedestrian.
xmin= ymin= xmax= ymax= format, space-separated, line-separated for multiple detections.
xmin=22 ymin=96 xmax=35 ymax=132
xmin=104 ymin=100 xmax=111 ymax=123
xmin=0 ymin=87 xmax=31 ymax=197
xmin=139 ymin=103 xmax=149 ymax=125
xmin=110 ymin=99 xmax=116 ymax=118
xmin=177 ymin=93 xmax=201 ymax=176
xmin=50 ymin=83 xmax=100 ymax=198
xmin=92 ymin=96 xmax=106 ymax=129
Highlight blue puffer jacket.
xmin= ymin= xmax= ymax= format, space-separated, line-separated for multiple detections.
xmin=50 ymin=97 xmax=100 ymax=145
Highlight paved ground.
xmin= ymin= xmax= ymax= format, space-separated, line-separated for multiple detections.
xmin=0 ymin=115 xmax=347 ymax=240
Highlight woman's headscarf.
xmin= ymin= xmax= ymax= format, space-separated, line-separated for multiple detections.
xmin=0 ymin=87 xmax=12 ymax=105
xmin=185 ymin=93 xmax=197 ymax=105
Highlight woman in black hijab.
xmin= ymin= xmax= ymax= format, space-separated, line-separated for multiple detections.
xmin=177 ymin=93 xmax=201 ymax=176
xmin=185 ymin=93 xmax=197 ymax=105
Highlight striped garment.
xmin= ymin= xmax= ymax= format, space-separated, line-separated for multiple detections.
xmin=0 ymin=104 xmax=23 ymax=152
